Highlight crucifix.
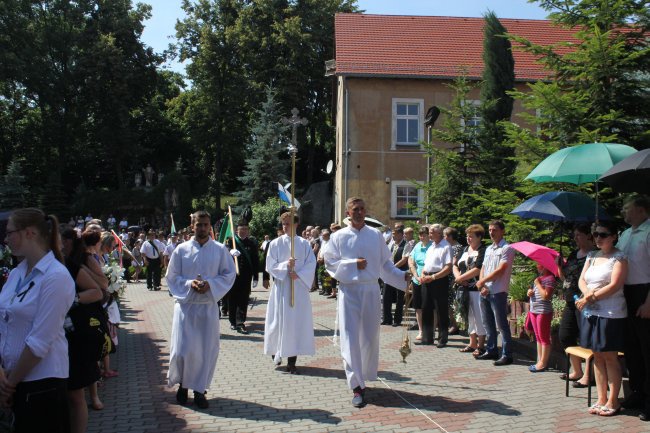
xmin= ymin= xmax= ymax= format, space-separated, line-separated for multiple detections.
xmin=282 ymin=108 xmax=308 ymax=307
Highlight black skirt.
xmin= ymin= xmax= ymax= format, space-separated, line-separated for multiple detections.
xmin=580 ymin=314 xmax=626 ymax=353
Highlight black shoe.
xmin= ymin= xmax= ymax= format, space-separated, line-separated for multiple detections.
xmin=436 ymin=340 xmax=447 ymax=348
xmin=494 ymin=356 xmax=514 ymax=366
xmin=148 ymin=287 xmax=153 ymax=291
xmin=414 ymin=340 xmax=433 ymax=345
xmin=230 ymin=325 xmax=237 ymax=330
xmin=392 ymin=322 xmax=401 ymax=327
xmin=640 ymin=410 xmax=649 ymax=422
xmin=193 ymin=391 xmax=209 ymax=409
xmin=176 ymin=386 xmax=188 ymax=405
xmin=476 ymin=351 xmax=499 ymax=360
xmin=408 ymin=324 xmax=419 ymax=331
xmin=155 ymin=286 xmax=161 ymax=291
xmin=287 ymin=365 xmax=298 ymax=374
xmin=237 ymin=325 xmax=249 ymax=335
xmin=381 ymin=321 xmax=392 ymax=326
xmin=351 ymin=387 xmax=365 ymax=407
xmin=621 ymin=392 xmax=644 ymax=409
xmin=448 ymin=326 xmax=460 ymax=335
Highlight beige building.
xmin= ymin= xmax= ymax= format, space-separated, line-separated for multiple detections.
xmin=328 ymin=14 xmax=576 ymax=225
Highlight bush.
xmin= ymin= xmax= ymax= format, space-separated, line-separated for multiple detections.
xmin=250 ymin=197 xmax=285 ymax=241
xmin=509 ymin=269 xmax=535 ymax=302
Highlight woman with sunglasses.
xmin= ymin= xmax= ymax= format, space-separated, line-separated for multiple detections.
xmin=0 ymin=208 xmax=75 ymax=432
xmin=576 ymin=220 xmax=628 ymax=417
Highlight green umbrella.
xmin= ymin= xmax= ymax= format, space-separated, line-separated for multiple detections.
xmin=525 ymin=142 xmax=637 ymax=184
xmin=525 ymin=142 xmax=637 ymax=220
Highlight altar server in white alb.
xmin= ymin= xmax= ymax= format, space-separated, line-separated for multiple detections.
xmin=322 ymin=197 xmax=410 ymax=407
xmin=166 ymin=210 xmax=236 ymax=409
xmin=264 ymin=212 xmax=316 ymax=374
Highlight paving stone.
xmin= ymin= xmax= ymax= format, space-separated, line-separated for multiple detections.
xmin=85 ymin=278 xmax=648 ymax=433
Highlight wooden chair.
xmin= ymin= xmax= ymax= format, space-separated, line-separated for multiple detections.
xmin=565 ymin=346 xmax=625 ymax=407
xmin=565 ymin=346 xmax=595 ymax=406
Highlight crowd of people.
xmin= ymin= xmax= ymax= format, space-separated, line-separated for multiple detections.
xmin=0 ymin=192 xmax=647 ymax=432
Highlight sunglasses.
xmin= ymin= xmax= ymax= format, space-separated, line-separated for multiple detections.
xmin=592 ymin=231 xmax=613 ymax=239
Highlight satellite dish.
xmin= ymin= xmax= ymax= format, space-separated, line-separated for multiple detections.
xmin=325 ymin=160 xmax=333 ymax=174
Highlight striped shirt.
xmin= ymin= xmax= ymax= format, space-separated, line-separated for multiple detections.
xmin=530 ymin=274 xmax=556 ymax=314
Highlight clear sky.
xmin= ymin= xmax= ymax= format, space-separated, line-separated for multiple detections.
xmin=141 ymin=0 xmax=551 ymax=74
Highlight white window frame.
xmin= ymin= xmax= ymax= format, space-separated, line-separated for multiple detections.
xmin=392 ymin=98 xmax=424 ymax=149
xmin=391 ymin=181 xmax=424 ymax=218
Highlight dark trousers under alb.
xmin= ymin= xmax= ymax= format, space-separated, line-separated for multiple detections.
xmin=382 ymin=284 xmax=405 ymax=325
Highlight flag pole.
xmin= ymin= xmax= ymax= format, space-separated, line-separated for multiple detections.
xmin=111 ymin=230 xmax=140 ymax=266
xmin=282 ymin=108 xmax=307 ymax=308
xmin=228 ymin=205 xmax=240 ymax=275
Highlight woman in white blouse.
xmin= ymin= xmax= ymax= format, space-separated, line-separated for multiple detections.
xmin=0 ymin=208 xmax=75 ymax=433
xmin=576 ymin=220 xmax=628 ymax=417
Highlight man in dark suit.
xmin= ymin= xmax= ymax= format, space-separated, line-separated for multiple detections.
xmin=226 ymin=222 xmax=259 ymax=334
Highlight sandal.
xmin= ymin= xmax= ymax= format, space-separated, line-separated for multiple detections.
xmin=598 ymin=406 xmax=621 ymax=417
xmin=415 ymin=334 xmax=422 ymax=341
xmin=459 ymin=345 xmax=477 ymax=353
xmin=472 ymin=348 xmax=486 ymax=358
xmin=560 ymin=373 xmax=582 ymax=381
xmin=588 ymin=404 xmax=604 ymax=415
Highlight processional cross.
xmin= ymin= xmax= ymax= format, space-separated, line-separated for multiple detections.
xmin=281 ymin=108 xmax=308 ymax=307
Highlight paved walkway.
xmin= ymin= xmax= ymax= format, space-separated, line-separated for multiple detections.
xmin=88 ymin=280 xmax=648 ymax=433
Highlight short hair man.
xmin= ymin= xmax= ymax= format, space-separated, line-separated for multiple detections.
xmin=166 ymin=210 xmax=236 ymax=408
xmin=617 ymin=194 xmax=650 ymax=419
xmin=141 ymin=229 xmax=166 ymax=291
xmin=224 ymin=222 xmax=259 ymax=334
xmin=476 ymin=220 xmax=515 ymax=366
xmin=263 ymin=212 xmax=316 ymax=373
xmin=321 ymin=197 xmax=411 ymax=407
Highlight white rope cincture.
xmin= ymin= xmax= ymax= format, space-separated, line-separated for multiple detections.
xmin=377 ymin=376 xmax=450 ymax=433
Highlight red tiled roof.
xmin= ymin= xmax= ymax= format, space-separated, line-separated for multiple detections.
xmin=334 ymin=14 xmax=579 ymax=81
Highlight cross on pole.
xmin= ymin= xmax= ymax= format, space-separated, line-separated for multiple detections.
xmin=282 ymin=107 xmax=308 ymax=155
xmin=281 ymin=108 xmax=307 ymax=307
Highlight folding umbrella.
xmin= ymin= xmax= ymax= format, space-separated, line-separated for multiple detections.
xmin=511 ymin=191 xmax=609 ymax=222
xmin=525 ymin=142 xmax=636 ymax=219
xmin=598 ymin=148 xmax=649 ymax=194
xmin=510 ymin=241 xmax=561 ymax=277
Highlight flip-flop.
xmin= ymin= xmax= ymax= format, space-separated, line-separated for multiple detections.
xmin=598 ymin=406 xmax=621 ymax=417
xmin=459 ymin=346 xmax=477 ymax=353
xmin=588 ymin=404 xmax=604 ymax=415
xmin=560 ymin=373 xmax=582 ymax=381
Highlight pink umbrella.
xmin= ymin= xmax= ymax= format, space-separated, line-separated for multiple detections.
xmin=510 ymin=241 xmax=561 ymax=277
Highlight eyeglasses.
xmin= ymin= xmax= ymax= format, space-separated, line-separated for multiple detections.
xmin=592 ymin=231 xmax=613 ymax=239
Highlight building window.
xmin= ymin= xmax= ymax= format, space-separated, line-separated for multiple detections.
xmin=392 ymin=98 xmax=424 ymax=148
xmin=460 ymin=100 xmax=482 ymax=152
xmin=391 ymin=181 xmax=423 ymax=218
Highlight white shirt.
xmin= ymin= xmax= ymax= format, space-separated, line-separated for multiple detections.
xmin=482 ymin=239 xmax=515 ymax=294
xmin=140 ymin=239 xmax=166 ymax=259
xmin=164 ymin=242 xmax=178 ymax=257
xmin=119 ymin=219 xmax=128 ymax=228
xmin=0 ymin=252 xmax=75 ymax=380
xmin=422 ymin=239 xmax=453 ymax=273
xmin=617 ymin=218 xmax=650 ymax=285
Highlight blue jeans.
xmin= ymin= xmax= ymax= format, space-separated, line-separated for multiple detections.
xmin=480 ymin=291 xmax=512 ymax=358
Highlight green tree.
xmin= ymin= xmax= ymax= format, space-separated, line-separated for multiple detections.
xmin=234 ymin=87 xmax=289 ymax=212
xmin=423 ymin=75 xmax=483 ymax=225
xmin=0 ymin=159 xmax=28 ymax=209
xmin=250 ymin=197 xmax=285 ymax=241
xmin=175 ymin=0 xmax=249 ymax=209
xmin=477 ymin=11 xmax=516 ymax=189
xmin=506 ymin=0 xmax=650 ymax=156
